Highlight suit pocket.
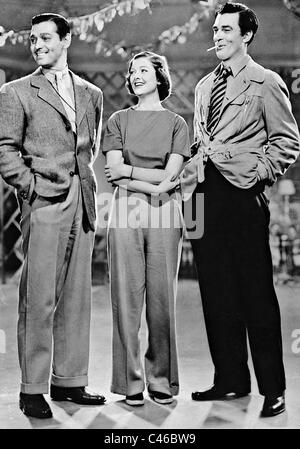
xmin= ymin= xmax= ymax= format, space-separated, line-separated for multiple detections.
xmin=31 ymin=192 xmax=67 ymax=210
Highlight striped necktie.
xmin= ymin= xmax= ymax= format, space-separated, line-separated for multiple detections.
xmin=207 ymin=66 xmax=232 ymax=132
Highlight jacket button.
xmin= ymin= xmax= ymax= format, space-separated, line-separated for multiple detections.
xmin=209 ymin=136 xmax=214 ymax=141
xmin=69 ymin=171 xmax=75 ymax=177
xmin=23 ymin=193 xmax=28 ymax=199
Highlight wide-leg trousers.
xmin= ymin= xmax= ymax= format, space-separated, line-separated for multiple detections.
xmin=107 ymin=188 xmax=183 ymax=396
xmin=18 ymin=176 xmax=95 ymax=394
xmin=185 ymin=159 xmax=285 ymax=396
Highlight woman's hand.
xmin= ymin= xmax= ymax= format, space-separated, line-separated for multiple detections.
xmin=105 ymin=159 xmax=126 ymax=182
xmin=156 ymin=175 xmax=180 ymax=195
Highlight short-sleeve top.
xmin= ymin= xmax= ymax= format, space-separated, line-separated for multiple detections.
xmin=102 ymin=107 xmax=190 ymax=169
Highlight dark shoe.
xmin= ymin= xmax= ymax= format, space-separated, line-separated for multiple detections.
xmin=261 ymin=394 xmax=285 ymax=417
xmin=19 ymin=393 xmax=53 ymax=419
xmin=149 ymin=391 xmax=173 ymax=404
xmin=50 ymin=385 xmax=106 ymax=405
xmin=191 ymin=385 xmax=250 ymax=401
xmin=125 ymin=393 xmax=144 ymax=406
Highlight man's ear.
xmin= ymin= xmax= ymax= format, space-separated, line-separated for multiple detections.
xmin=63 ymin=32 xmax=72 ymax=49
xmin=243 ymin=30 xmax=253 ymax=45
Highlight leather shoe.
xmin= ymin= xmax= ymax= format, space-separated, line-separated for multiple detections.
xmin=19 ymin=393 xmax=53 ymax=419
xmin=192 ymin=385 xmax=250 ymax=401
xmin=50 ymin=385 xmax=106 ymax=405
xmin=261 ymin=394 xmax=285 ymax=417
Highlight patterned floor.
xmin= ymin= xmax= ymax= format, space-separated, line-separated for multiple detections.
xmin=1 ymin=279 xmax=300 ymax=429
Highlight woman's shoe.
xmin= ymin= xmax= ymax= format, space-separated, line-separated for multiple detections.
xmin=125 ymin=393 xmax=144 ymax=406
xmin=149 ymin=391 xmax=173 ymax=404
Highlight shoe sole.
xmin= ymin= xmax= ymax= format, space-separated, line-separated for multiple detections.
xmin=20 ymin=403 xmax=53 ymax=419
xmin=149 ymin=393 xmax=173 ymax=404
xmin=261 ymin=407 xmax=285 ymax=418
xmin=51 ymin=395 xmax=106 ymax=405
xmin=153 ymin=397 xmax=173 ymax=404
xmin=125 ymin=399 xmax=145 ymax=406
xmin=192 ymin=392 xmax=250 ymax=401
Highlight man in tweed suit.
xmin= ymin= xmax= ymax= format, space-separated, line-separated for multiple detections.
xmin=0 ymin=13 xmax=106 ymax=418
xmin=182 ymin=2 xmax=299 ymax=417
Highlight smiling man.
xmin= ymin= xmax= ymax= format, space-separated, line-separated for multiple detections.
xmin=183 ymin=2 xmax=299 ymax=417
xmin=0 ymin=13 xmax=106 ymax=419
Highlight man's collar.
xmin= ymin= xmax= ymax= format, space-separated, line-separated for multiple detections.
xmin=214 ymin=54 xmax=250 ymax=78
xmin=41 ymin=65 xmax=69 ymax=80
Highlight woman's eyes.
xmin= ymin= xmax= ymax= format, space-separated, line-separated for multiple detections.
xmin=130 ymin=69 xmax=148 ymax=75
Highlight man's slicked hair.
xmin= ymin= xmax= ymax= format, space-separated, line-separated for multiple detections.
xmin=31 ymin=13 xmax=71 ymax=39
xmin=216 ymin=2 xmax=259 ymax=45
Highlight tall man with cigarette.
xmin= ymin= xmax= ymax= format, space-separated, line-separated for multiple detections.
xmin=182 ymin=2 xmax=299 ymax=417
xmin=0 ymin=13 xmax=106 ymax=419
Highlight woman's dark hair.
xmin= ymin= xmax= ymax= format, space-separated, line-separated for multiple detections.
xmin=31 ymin=13 xmax=70 ymax=40
xmin=126 ymin=51 xmax=172 ymax=101
xmin=216 ymin=2 xmax=259 ymax=45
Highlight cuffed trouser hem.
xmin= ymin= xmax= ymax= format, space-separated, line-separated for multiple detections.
xmin=111 ymin=382 xmax=145 ymax=396
xmin=51 ymin=374 xmax=88 ymax=388
xmin=20 ymin=382 xmax=49 ymax=394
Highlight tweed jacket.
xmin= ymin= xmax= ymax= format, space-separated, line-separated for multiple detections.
xmin=181 ymin=55 xmax=300 ymax=200
xmin=0 ymin=67 xmax=103 ymax=231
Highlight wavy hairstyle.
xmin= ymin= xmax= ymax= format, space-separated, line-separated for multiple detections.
xmin=126 ymin=51 xmax=172 ymax=101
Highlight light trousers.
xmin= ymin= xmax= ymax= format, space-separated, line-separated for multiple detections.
xmin=18 ymin=176 xmax=95 ymax=394
xmin=107 ymin=188 xmax=183 ymax=396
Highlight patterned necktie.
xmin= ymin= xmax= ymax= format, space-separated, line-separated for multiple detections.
xmin=55 ymin=72 xmax=76 ymax=132
xmin=207 ymin=66 xmax=232 ymax=132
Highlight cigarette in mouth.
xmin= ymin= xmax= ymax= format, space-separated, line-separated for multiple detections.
xmin=207 ymin=45 xmax=218 ymax=52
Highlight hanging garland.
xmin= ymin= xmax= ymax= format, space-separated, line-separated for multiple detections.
xmin=0 ymin=0 xmax=218 ymax=58
xmin=0 ymin=0 xmax=152 ymax=49
xmin=84 ymin=0 xmax=219 ymax=58
xmin=157 ymin=0 xmax=218 ymax=47
xmin=282 ymin=0 xmax=300 ymax=18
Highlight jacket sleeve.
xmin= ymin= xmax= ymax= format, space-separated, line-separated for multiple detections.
xmin=0 ymin=83 xmax=34 ymax=199
xmin=262 ymin=70 xmax=300 ymax=184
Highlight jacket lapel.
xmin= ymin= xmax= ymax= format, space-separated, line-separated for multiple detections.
xmin=71 ymin=72 xmax=92 ymax=127
xmin=201 ymin=74 xmax=215 ymax=123
xmin=30 ymin=68 xmax=68 ymax=120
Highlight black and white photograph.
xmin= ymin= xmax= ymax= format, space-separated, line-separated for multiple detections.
xmin=0 ymin=0 xmax=300 ymax=435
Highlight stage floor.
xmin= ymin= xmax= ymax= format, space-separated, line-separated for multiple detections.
xmin=1 ymin=279 xmax=300 ymax=430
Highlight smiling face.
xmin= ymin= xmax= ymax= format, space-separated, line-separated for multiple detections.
xmin=128 ymin=57 xmax=159 ymax=99
xmin=212 ymin=12 xmax=252 ymax=64
xmin=30 ymin=20 xmax=70 ymax=69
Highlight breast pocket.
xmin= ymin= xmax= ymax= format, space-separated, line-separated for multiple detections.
xmin=230 ymin=91 xmax=263 ymax=135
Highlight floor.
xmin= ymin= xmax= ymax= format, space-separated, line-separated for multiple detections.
xmin=0 ymin=279 xmax=300 ymax=430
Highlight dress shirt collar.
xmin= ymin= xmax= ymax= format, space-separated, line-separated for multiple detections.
xmin=41 ymin=65 xmax=70 ymax=83
xmin=214 ymin=54 xmax=250 ymax=78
